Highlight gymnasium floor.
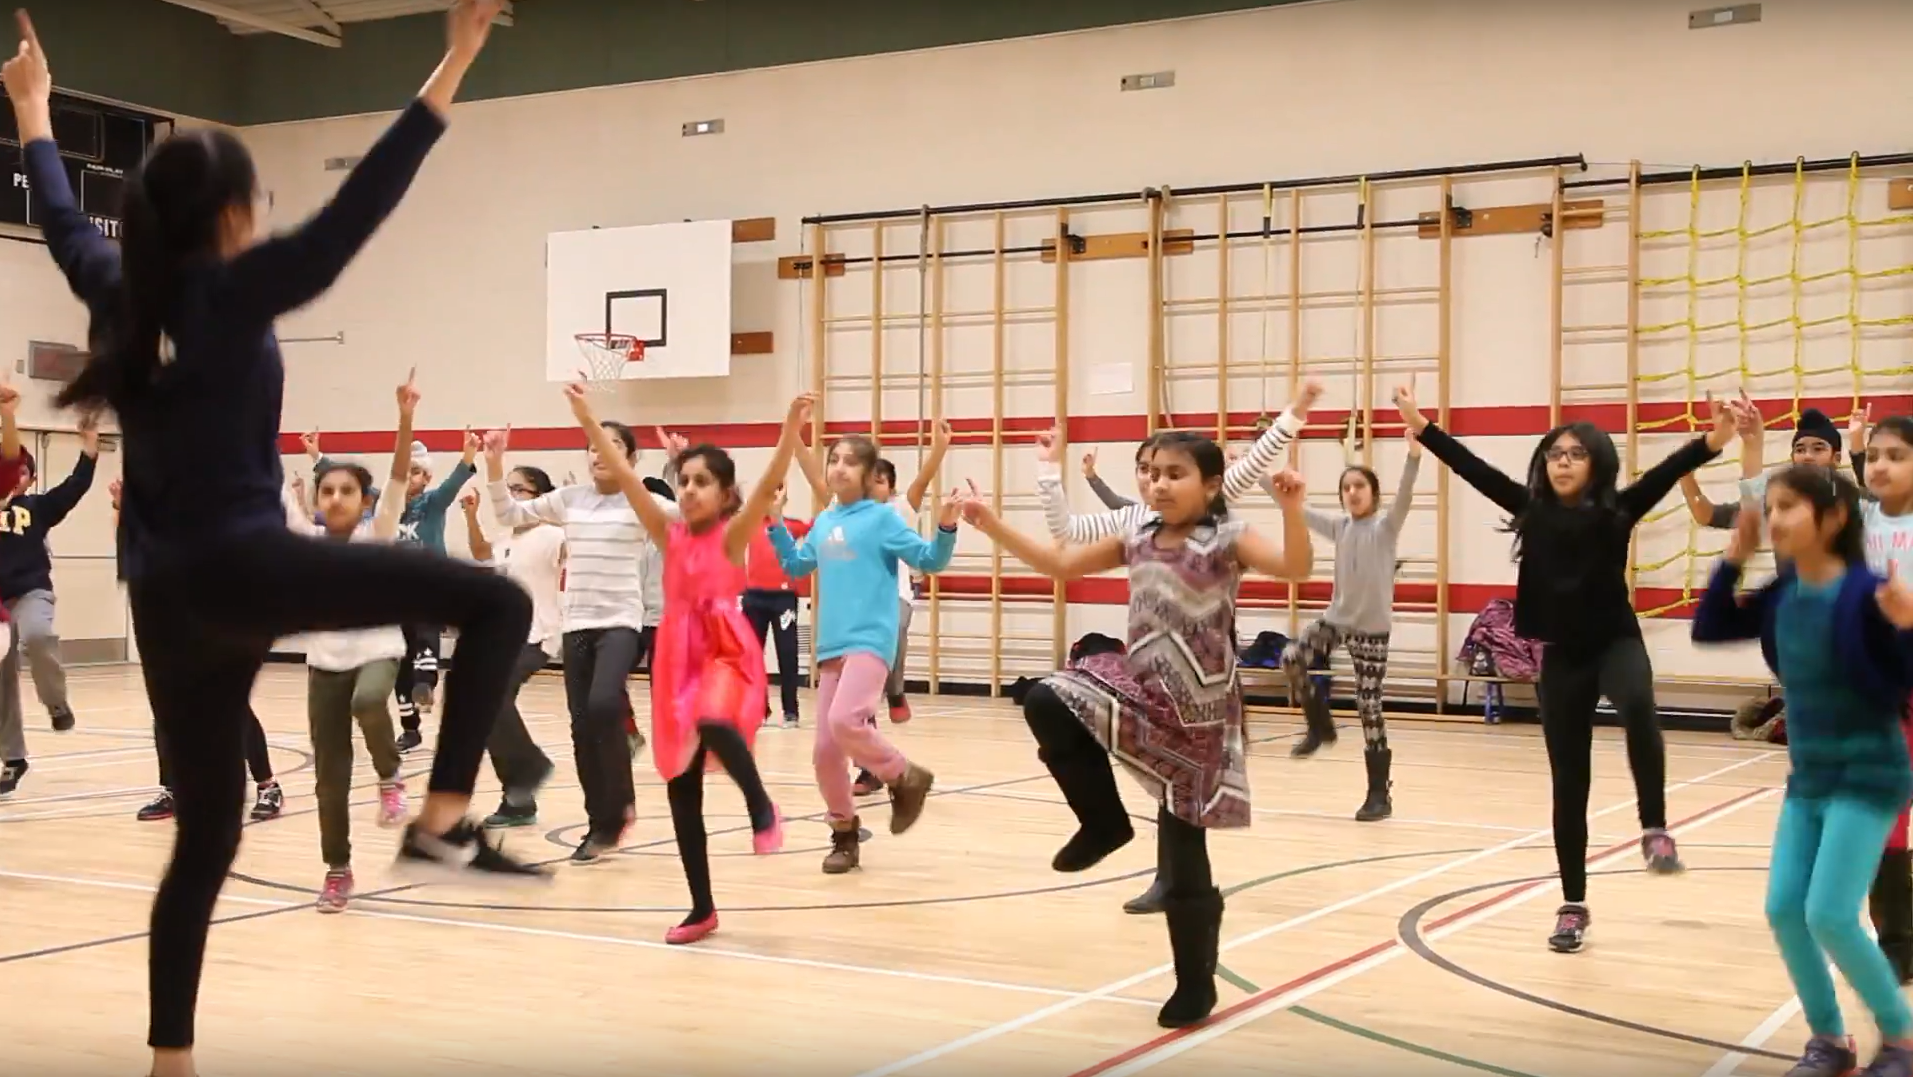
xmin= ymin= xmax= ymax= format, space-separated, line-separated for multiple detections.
xmin=1 ymin=664 xmax=1820 ymax=1076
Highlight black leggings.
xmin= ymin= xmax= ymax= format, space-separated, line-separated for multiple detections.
xmin=1537 ymin=634 xmax=1667 ymax=904
xmin=156 ymin=709 xmax=272 ymax=788
xmin=130 ymin=527 xmax=530 ymax=1050
xmin=666 ymin=721 xmax=776 ymax=923
xmin=1022 ymin=683 xmax=1211 ymax=895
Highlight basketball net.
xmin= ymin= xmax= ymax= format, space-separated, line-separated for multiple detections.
xmin=574 ymin=333 xmax=645 ymax=392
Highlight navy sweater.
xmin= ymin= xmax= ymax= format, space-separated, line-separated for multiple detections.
xmin=0 ymin=453 xmax=96 ymax=599
xmin=1693 ymin=560 xmax=1913 ymax=808
xmin=26 ymin=102 xmax=447 ymax=581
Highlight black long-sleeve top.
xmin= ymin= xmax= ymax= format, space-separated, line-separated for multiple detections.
xmin=25 ymin=101 xmax=447 ymax=581
xmin=1416 ymin=423 xmax=1719 ymax=656
xmin=0 ymin=452 xmax=96 ymax=599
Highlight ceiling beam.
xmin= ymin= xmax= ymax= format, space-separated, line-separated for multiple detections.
xmin=281 ymin=0 xmax=342 ymax=35
xmin=155 ymin=0 xmax=343 ymax=46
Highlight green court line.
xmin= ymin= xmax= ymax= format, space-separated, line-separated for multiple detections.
xmin=1214 ymin=962 xmax=1543 ymax=1077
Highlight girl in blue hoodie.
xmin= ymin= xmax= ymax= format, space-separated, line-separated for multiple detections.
xmin=769 ymin=434 xmax=959 ymax=874
xmin=1693 ymin=464 xmax=1913 ymax=1077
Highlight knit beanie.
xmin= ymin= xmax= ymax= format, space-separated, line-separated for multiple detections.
xmin=1793 ymin=409 xmax=1840 ymax=456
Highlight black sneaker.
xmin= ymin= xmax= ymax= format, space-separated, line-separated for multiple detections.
xmin=570 ymin=833 xmax=619 ymax=865
xmin=136 ymin=790 xmax=175 ymax=821
xmin=249 ymin=781 xmax=283 ymax=822
xmin=1862 ymin=1044 xmax=1913 ymax=1077
xmin=1784 ymin=1035 xmax=1857 ymax=1077
xmin=1642 ymin=829 xmax=1685 ymax=874
xmin=48 ymin=708 xmax=73 ymax=733
xmin=393 ymin=820 xmax=550 ymax=883
xmin=853 ymin=769 xmax=884 ymax=796
xmin=1548 ymin=903 xmax=1590 ymax=953
xmin=0 ymin=759 xmax=25 ymax=797
xmin=396 ymin=729 xmax=424 ymax=754
xmin=484 ymin=800 xmax=539 ymax=829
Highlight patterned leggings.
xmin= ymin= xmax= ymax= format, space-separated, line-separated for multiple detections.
xmin=1281 ymin=620 xmax=1391 ymax=747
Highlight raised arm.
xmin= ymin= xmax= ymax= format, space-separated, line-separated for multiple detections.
xmin=1691 ymin=509 xmax=1769 ymax=644
xmin=1395 ymin=383 xmax=1530 ymax=516
xmin=1382 ymin=441 xmax=1423 ymax=535
xmin=1085 ymin=468 xmax=1136 ymax=511
xmin=417 ymin=430 xmax=479 ymax=515
xmin=725 ymin=393 xmax=817 ymax=562
xmin=483 ymin=427 xmax=565 ymax=529
xmin=460 ymin=489 xmax=492 ymax=563
xmin=218 ymin=1 xmax=502 ymax=324
xmin=768 ymin=516 xmax=820 ymax=579
xmin=903 ymin=420 xmax=953 ymax=512
xmin=1033 ymin=427 xmax=1149 ymax=542
xmin=36 ymin=417 xmax=100 ymax=527
xmin=792 ymin=429 xmax=830 ymax=505
xmin=882 ymin=488 xmax=961 ymax=573
xmin=962 ymin=483 xmax=1124 ymax=581
xmin=1219 ymin=381 xmax=1321 ymax=500
xmin=564 ymin=384 xmax=673 ymax=549
xmin=5 ymin=14 xmax=119 ymax=308
xmin=372 ymin=372 xmax=419 ymax=541
xmin=1617 ymin=396 xmax=1741 ymax=524
xmin=1249 ymin=470 xmax=1315 ymax=580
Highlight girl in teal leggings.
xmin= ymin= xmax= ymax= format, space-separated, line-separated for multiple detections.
xmin=1694 ymin=464 xmax=1913 ymax=1077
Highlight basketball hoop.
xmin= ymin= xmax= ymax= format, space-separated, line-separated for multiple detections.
xmin=574 ymin=332 xmax=645 ymax=391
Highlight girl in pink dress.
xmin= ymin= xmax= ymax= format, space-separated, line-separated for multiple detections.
xmin=568 ymin=384 xmax=814 ymax=945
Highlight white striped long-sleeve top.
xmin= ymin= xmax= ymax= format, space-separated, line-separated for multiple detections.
xmin=489 ymin=480 xmax=676 ymax=634
xmin=1036 ymin=407 xmax=1305 ymax=543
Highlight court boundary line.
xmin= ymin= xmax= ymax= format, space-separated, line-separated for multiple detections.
xmin=848 ymin=749 xmax=1778 ymax=1077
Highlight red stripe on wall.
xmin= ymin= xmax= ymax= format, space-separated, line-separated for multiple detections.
xmin=927 ymin=574 xmax=1698 ymax=620
xmin=283 ymin=392 xmax=1906 ymax=456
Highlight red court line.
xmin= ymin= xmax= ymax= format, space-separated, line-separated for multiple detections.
xmin=1065 ymin=784 xmax=1774 ymax=1077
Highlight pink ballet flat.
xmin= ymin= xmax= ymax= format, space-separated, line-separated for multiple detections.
xmin=753 ymin=808 xmax=785 ymax=855
xmin=665 ymin=913 xmax=718 ymax=945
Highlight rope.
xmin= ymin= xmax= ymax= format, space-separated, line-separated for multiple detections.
xmin=1627 ymin=158 xmax=1913 ymax=616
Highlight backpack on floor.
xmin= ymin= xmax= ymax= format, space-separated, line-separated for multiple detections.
xmin=1457 ymin=599 xmax=1544 ymax=682
xmin=1731 ymin=696 xmax=1786 ymax=745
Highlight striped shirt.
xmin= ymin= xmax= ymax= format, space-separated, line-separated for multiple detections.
xmin=1036 ymin=407 xmax=1305 ymax=542
xmin=489 ymin=481 xmax=673 ymax=633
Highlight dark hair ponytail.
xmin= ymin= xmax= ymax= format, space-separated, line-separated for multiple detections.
xmin=57 ymin=129 xmax=258 ymax=413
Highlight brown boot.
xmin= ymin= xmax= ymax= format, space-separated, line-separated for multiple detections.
xmin=888 ymin=763 xmax=934 ymax=835
xmin=823 ymin=816 xmax=861 ymax=874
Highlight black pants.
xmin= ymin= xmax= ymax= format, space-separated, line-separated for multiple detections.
xmin=1537 ymin=634 xmax=1667 ymax=904
xmin=742 ymin=589 xmax=803 ymax=719
xmin=131 ymin=527 xmax=530 ymax=1050
xmin=487 ymin=642 xmax=554 ymax=799
xmin=156 ymin=708 xmax=272 ymax=788
xmin=1022 ymin=683 xmax=1211 ymax=895
xmin=666 ymin=721 xmax=776 ymax=920
xmin=562 ymin=626 xmax=641 ymax=839
xmin=395 ymin=622 xmax=442 ymax=733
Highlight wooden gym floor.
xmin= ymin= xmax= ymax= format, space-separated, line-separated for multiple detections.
xmin=0 ymin=665 xmax=1834 ymax=1076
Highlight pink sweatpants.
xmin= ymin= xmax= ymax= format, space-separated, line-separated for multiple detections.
xmin=814 ymin=651 xmax=908 ymax=821
xmin=1891 ymin=704 xmax=1913 ymax=852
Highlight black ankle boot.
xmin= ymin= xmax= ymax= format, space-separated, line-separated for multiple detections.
xmin=1124 ymin=873 xmax=1167 ymax=915
xmin=1158 ymin=888 xmax=1223 ymax=1028
xmin=1872 ymin=848 xmax=1913 ymax=984
xmin=1040 ymin=748 xmax=1133 ymax=872
xmin=1290 ymin=692 xmax=1337 ymax=758
xmin=1355 ymin=747 xmax=1393 ymax=822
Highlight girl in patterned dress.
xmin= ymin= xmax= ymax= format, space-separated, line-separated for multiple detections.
xmin=568 ymin=385 xmax=815 ymax=945
xmin=961 ymin=432 xmax=1314 ymax=1029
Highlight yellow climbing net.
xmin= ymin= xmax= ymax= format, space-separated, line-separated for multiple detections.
xmin=1630 ymin=157 xmax=1913 ymax=616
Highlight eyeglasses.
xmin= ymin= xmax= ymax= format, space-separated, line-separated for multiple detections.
xmin=506 ymin=484 xmax=536 ymax=496
xmin=1544 ymin=446 xmax=1589 ymax=463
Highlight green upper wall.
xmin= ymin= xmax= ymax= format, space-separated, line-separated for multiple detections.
xmin=48 ymin=0 xmax=1301 ymax=126
xmin=34 ymin=0 xmax=240 ymax=121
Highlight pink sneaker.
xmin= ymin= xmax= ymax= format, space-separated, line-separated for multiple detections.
xmin=377 ymin=780 xmax=406 ymax=827
xmin=753 ymin=807 xmax=785 ymax=855
xmin=665 ymin=913 xmax=717 ymax=945
xmin=888 ymin=697 xmax=911 ymax=724
xmin=317 ymin=868 xmax=353 ymax=913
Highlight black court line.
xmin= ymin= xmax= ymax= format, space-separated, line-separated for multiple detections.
xmin=1396 ymin=865 xmax=1794 ymax=1063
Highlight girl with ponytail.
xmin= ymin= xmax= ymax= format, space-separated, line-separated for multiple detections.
xmin=3 ymin=6 xmax=542 ymax=1076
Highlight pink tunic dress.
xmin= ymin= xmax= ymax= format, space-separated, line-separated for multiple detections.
xmin=650 ymin=516 xmax=767 ymax=781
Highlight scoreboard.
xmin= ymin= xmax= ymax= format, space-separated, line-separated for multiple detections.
xmin=0 ymin=91 xmax=166 ymax=241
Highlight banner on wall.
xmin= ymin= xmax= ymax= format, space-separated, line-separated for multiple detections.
xmin=544 ymin=219 xmax=733 ymax=382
